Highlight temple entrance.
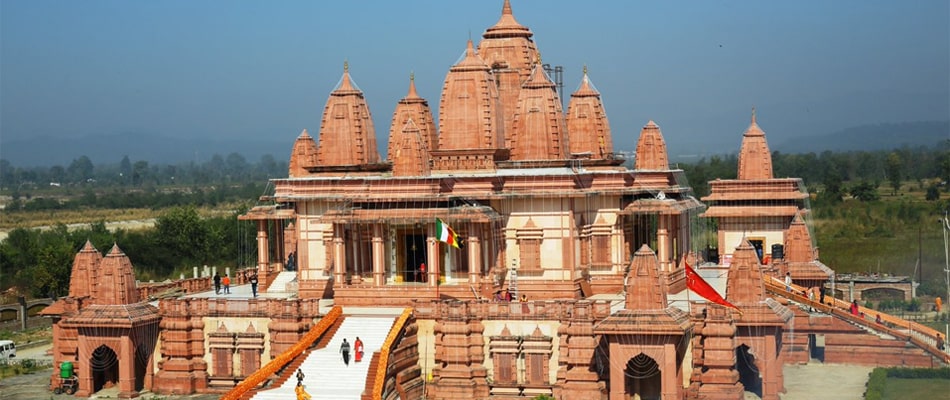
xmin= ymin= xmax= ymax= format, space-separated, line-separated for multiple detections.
xmin=736 ymin=344 xmax=762 ymax=398
xmin=624 ymin=353 xmax=661 ymax=400
xmin=404 ymin=233 xmax=428 ymax=283
xmin=90 ymin=344 xmax=119 ymax=393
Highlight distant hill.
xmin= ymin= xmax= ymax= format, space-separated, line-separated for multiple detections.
xmin=1 ymin=133 xmax=291 ymax=168
xmin=773 ymin=121 xmax=949 ymax=154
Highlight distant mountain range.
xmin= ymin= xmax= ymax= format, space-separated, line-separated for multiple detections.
xmin=772 ymin=120 xmax=948 ymax=154
xmin=1 ymin=133 xmax=291 ymax=168
xmin=1 ymin=121 xmax=947 ymax=168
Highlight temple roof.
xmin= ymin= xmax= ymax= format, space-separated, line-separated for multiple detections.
xmin=93 ymin=244 xmax=140 ymax=305
xmin=391 ymin=119 xmax=432 ymax=177
xmin=388 ymin=74 xmax=437 ymax=166
xmin=625 ymin=245 xmax=668 ymax=310
xmin=315 ymin=62 xmax=381 ymax=167
xmin=725 ymin=239 xmax=767 ymax=305
xmin=64 ymin=302 xmax=160 ymax=328
xmin=567 ymin=67 xmax=613 ymax=159
xmin=737 ymin=108 xmax=774 ymax=180
xmin=68 ymin=240 xmax=102 ymax=298
xmin=482 ymin=0 xmax=532 ymax=39
xmin=634 ymin=120 xmax=670 ymax=170
xmin=438 ymin=40 xmax=505 ymax=151
xmin=288 ymin=129 xmax=318 ymax=177
xmin=508 ymin=63 xmax=568 ymax=160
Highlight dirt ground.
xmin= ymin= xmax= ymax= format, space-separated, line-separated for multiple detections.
xmin=0 ymin=362 xmax=874 ymax=400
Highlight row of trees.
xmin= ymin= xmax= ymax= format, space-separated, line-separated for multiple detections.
xmin=0 ymin=207 xmax=258 ymax=299
xmin=0 ymin=153 xmax=288 ymax=193
xmin=681 ymin=141 xmax=950 ymax=200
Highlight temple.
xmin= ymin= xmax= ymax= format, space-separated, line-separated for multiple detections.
xmin=41 ymin=1 xmax=947 ymax=399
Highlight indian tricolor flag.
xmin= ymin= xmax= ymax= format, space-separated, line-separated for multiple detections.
xmin=436 ymin=218 xmax=463 ymax=249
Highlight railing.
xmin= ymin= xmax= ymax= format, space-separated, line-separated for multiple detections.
xmin=369 ymin=307 xmax=413 ymax=400
xmin=764 ymin=276 xmax=949 ymax=363
xmin=220 ymin=305 xmax=342 ymax=400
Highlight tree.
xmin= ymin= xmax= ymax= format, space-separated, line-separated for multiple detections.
xmin=885 ymin=152 xmax=902 ymax=194
xmin=67 ymin=156 xmax=95 ymax=183
xmin=926 ymin=184 xmax=941 ymax=201
xmin=849 ymin=181 xmax=880 ymax=202
xmin=119 ymin=155 xmax=132 ymax=184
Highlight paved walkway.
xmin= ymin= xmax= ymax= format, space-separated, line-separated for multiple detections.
xmin=780 ymin=363 xmax=872 ymax=400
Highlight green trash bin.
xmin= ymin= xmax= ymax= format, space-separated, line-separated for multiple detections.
xmin=60 ymin=361 xmax=73 ymax=378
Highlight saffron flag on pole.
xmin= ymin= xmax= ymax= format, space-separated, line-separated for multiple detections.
xmin=684 ymin=262 xmax=740 ymax=312
xmin=436 ymin=218 xmax=463 ymax=249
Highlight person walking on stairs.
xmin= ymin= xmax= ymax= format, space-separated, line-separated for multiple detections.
xmin=354 ymin=337 xmax=364 ymax=363
xmin=295 ymin=382 xmax=311 ymax=400
xmin=341 ymin=338 xmax=351 ymax=366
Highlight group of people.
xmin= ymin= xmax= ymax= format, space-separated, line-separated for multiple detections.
xmin=340 ymin=337 xmax=364 ymax=366
xmin=211 ymin=269 xmax=259 ymax=297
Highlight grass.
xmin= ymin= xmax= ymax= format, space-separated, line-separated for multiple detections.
xmin=881 ymin=378 xmax=950 ymax=400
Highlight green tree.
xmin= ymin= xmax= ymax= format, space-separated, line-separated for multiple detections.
xmin=926 ymin=184 xmax=941 ymax=201
xmin=885 ymin=152 xmax=902 ymax=194
xmin=849 ymin=181 xmax=880 ymax=202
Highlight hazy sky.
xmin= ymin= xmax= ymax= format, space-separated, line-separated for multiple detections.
xmin=2 ymin=0 xmax=948 ymax=159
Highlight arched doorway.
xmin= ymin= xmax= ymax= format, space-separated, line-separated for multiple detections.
xmin=736 ymin=344 xmax=762 ymax=398
xmin=625 ymin=353 xmax=661 ymax=400
xmin=90 ymin=344 xmax=119 ymax=393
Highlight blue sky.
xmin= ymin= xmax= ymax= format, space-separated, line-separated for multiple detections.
xmin=1 ymin=0 xmax=948 ymax=160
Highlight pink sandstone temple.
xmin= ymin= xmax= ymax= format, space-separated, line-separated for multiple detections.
xmin=41 ymin=1 xmax=948 ymax=399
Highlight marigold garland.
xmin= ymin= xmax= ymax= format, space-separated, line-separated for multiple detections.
xmin=221 ymin=305 xmax=342 ymax=400
xmin=370 ymin=307 xmax=413 ymax=400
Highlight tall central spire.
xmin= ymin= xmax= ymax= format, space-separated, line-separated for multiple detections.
xmin=737 ymin=107 xmax=773 ymax=180
xmin=315 ymin=62 xmax=381 ymax=166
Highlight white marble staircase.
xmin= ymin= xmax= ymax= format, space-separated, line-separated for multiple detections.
xmin=267 ymin=271 xmax=298 ymax=294
xmin=251 ymin=316 xmax=397 ymax=400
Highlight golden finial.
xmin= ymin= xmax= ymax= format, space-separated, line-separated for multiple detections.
xmin=583 ymin=64 xmax=588 ymax=75
xmin=344 ymin=60 xmax=349 ymax=73
xmin=751 ymin=106 xmax=757 ymax=123
xmin=410 ymin=71 xmax=414 ymax=81
xmin=537 ymin=53 xmax=542 ymax=66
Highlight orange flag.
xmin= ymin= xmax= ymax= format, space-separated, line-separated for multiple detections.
xmin=685 ymin=262 xmax=740 ymax=312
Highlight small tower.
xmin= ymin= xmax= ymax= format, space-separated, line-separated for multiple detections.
xmin=509 ymin=60 xmax=568 ymax=161
xmin=634 ymin=120 xmax=670 ymax=170
xmin=315 ymin=62 xmax=381 ymax=166
xmin=566 ymin=66 xmax=613 ymax=159
xmin=438 ymin=40 xmax=505 ymax=151
xmin=387 ymin=73 xmax=437 ymax=165
xmin=288 ymin=129 xmax=318 ymax=177
xmin=737 ymin=108 xmax=773 ymax=180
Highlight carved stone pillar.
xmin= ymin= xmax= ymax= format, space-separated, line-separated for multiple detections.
xmin=554 ymin=302 xmax=603 ymax=399
xmin=373 ymin=223 xmax=385 ymax=286
xmin=430 ymin=302 xmax=488 ymax=399
xmin=468 ymin=228 xmax=482 ymax=284
xmin=333 ymin=224 xmax=346 ymax=287
xmin=154 ymin=299 xmax=206 ymax=394
xmin=268 ymin=300 xmax=305 ymax=358
xmin=697 ymin=305 xmax=742 ymax=400
xmin=427 ymin=236 xmax=439 ymax=287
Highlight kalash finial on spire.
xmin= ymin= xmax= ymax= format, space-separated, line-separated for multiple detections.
xmin=344 ymin=60 xmax=349 ymax=73
xmin=583 ymin=64 xmax=588 ymax=75
xmin=751 ymin=106 xmax=757 ymax=124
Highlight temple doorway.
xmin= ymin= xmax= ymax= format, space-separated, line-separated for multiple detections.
xmin=624 ymin=353 xmax=661 ymax=400
xmin=404 ymin=233 xmax=428 ymax=283
xmin=90 ymin=344 xmax=119 ymax=393
xmin=736 ymin=344 xmax=762 ymax=397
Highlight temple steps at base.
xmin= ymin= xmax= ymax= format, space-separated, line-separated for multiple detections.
xmin=267 ymin=271 xmax=297 ymax=293
xmin=251 ymin=316 xmax=396 ymax=400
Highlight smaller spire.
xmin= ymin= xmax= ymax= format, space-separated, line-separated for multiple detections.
xmin=406 ymin=72 xmax=420 ymax=99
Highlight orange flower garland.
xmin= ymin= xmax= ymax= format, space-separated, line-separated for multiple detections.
xmin=370 ymin=307 xmax=413 ymax=400
xmin=221 ymin=305 xmax=342 ymax=400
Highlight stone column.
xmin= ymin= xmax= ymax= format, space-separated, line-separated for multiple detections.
xmin=427 ymin=236 xmax=439 ymax=288
xmin=373 ymin=223 xmax=385 ymax=286
xmin=657 ymin=224 xmax=670 ymax=272
xmin=256 ymin=221 xmax=270 ymax=291
xmin=696 ymin=305 xmax=742 ymax=400
xmin=555 ymin=302 xmax=603 ymax=399
xmin=468 ymin=228 xmax=482 ymax=285
xmin=333 ymin=224 xmax=346 ymax=287
xmin=116 ymin=337 xmax=136 ymax=398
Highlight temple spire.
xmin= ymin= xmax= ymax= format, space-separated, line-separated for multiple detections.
xmin=736 ymin=108 xmax=773 ymax=179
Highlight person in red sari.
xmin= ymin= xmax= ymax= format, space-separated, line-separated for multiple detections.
xmin=354 ymin=337 xmax=364 ymax=363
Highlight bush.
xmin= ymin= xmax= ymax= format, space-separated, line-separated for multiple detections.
xmin=865 ymin=368 xmax=887 ymax=400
